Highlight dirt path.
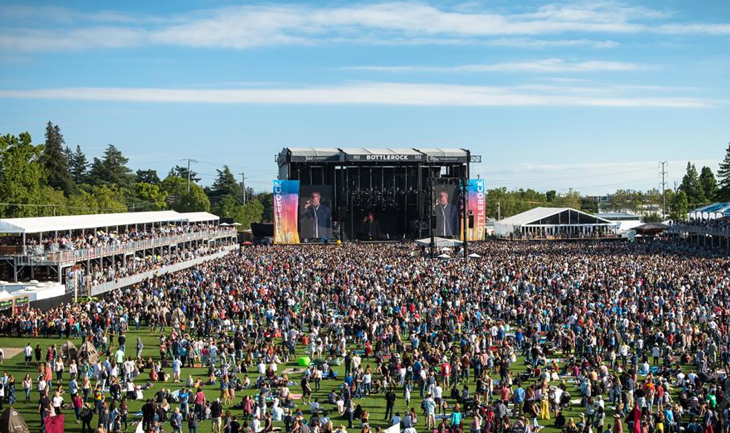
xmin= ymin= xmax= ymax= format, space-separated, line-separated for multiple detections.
xmin=0 ymin=347 xmax=24 ymax=361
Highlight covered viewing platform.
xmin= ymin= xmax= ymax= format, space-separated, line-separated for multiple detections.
xmin=0 ymin=211 xmax=238 ymax=296
xmin=667 ymin=203 xmax=730 ymax=249
xmin=494 ymin=207 xmax=619 ymax=240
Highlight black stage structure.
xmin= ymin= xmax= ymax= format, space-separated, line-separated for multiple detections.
xmin=276 ymin=147 xmax=478 ymax=243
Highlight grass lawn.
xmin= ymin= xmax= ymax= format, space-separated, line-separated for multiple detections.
xmin=0 ymin=330 xmax=632 ymax=433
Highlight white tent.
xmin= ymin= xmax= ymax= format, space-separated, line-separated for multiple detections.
xmin=415 ymin=237 xmax=463 ymax=248
xmin=437 ymin=254 xmax=451 ymax=259
xmin=178 ymin=212 xmax=220 ymax=223
xmin=494 ymin=207 xmax=617 ymax=238
xmin=0 ymin=211 xmax=206 ymax=234
xmin=468 ymin=253 xmax=481 ymax=258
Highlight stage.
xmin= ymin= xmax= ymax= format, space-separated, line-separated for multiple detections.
xmin=276 ymin=147 xmax=476 ymax=242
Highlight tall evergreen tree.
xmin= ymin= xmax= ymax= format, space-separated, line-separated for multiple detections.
xmin=717 ymin=143 xmax=730 ymax=201
xmin=87 ymin=144 xmax=134 ymax=188
xmin=670 ymin=191 xmax=689 ymax=221
xmin=67 ymin=145 xmax=89 ymax=185
xmin=41 ymin=121 xmax=74 ymax=196
xmin=135 ymin=169 xmax=161 ymax=185
xmin=699 ymin=166 xmax=718 ymax=202
xmin=679 ymin=162 xmax=706 ymax=205
xmin=209 ymin=165 xmax=240 ymax=205
xmin=168 ymin=165 xmax=200 ymax=183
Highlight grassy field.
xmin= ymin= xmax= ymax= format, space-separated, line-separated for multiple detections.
xmin=0 ymin=330 xmax=618 ymax=433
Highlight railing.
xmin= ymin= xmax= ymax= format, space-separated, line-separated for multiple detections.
xmin=668 ymin=224 xmax=730 ymax=237
xmin=13 ymin=228 xmax=237 ymax=265
xmin=66 ymin=245 xmax=238 ymax=297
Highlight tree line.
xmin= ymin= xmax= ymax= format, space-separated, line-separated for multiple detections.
xmin=0 ymin=123 xmax=272 ymax=229
xmin=484 ymin=143 xmax=730 ymax=221
xmin=1 ymin=123 xmax=727 ymax=225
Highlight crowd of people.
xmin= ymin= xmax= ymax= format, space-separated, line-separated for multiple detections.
xmin=0 ymin=239 xmax=729 ymax=433
xmin=66 ymin=243 xmax=231 ymax=288
xmin=0 ymin=223 xmax=230 ymax=255
xmin=682 ymin=217 xmax=730 ymax=233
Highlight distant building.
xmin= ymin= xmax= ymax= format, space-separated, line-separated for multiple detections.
xmin=595 ymin=213 xmax=643 ymax=233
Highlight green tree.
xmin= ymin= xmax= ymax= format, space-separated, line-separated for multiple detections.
xmin=87 ymin=144 xmax=134 ymax=189
xmin=679 ymin=162 xmax=706 ymax=205
xmin=552 ymin=189 xmax=582 ymax=209
xmin=161 ymin=175 xmax=210 ymax=212
xmin=66 ymin=145 xmax=89 ymax=185
xmin=135 ymin=169 xmax=161 ymax=185
xmin=255 ymin=192 xmax=274 ymax=222
xmin=128 ymin=182 xmax=168 ymax=211
xmin=643 ymin=213 xmax=662 ymax=223
xmin=209 ymin=165 xmax=240 ymax=205
xmin=68 ymin=185 xmax=128 ymax=214
xmin=214 ymin=196 xmax=264 ymax=230
xmin=91 ymin=185 xmax=128 ymax=213
xmin=0 ymin=132 xmax=48 ymax=217
xmin=717 ymin=143 xmax=730 ymax=201
xmin=605 ymin=189 xmax=632 ymax=213
xmin=168 ymin=165 xmax=201 ymax=183
xmin=670 ymin=190 xmax=689 ymax=221
xmin=699 ymin=166 xmax=718 ymax=203
xmin=41 ymin=121 xmax=74 ymax=196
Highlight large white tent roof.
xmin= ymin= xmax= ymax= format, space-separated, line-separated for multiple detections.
xmin=497 ymin=207 xmax=614 ymax=227
xmin=178 ymin=212 xmax=219 ymax=223
xmin=0 ymin=211 xmax=220 ymax=234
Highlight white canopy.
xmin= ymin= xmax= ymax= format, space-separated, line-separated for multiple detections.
xmin=415 ymin=237 xmax=463 ymax=248
xmin=494 ymin=207 xmax=616 ymax=237
xmin=0 ymin=210 xmax=220 ymax=234
xmin=178 ymin=212 xmax=219 ymax=223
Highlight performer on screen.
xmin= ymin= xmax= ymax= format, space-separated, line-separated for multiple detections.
xmin=434 ymin=190 xmax=458 ymax=237
xmin=300 ymin=191 xmax=332 ymax=239
xmin=360 ymin=212 xmax=381 ymax=241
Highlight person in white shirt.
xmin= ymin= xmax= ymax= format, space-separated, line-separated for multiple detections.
xmin=271 ymin=399 xmax=284 ymax=421
xmin=251 ymin=415 xmax=261 ymax=433
xmin=172 ymin=358 xmax=182 ymax=382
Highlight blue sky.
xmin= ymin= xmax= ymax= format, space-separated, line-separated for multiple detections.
xmin=0 ymin=0 xmax=728 ymax=194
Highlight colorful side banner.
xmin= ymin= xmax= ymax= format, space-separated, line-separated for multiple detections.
xmin=466 ymin=179 xmax=486 ymax=241
xmin=273 ymin=180 xmax=301 ymax=244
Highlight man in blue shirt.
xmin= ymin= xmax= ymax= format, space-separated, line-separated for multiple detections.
xmin=514 ymin=384 xmax=525 ymax=417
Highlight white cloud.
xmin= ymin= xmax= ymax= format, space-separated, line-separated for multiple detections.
xmin=346 ymin=59 xmax=646 ymax=73
xmin=486 ymin=38 xmax=619 ymax=49
xmin=0 ymin=82 xmax=714 ymax=108
xmin=0 ymin=2 xmax=728 ymax=52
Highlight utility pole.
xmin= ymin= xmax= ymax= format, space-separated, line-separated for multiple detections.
xmin=182 ymin=158 xmax=198 ymax=193
xmin=497 ymin=199 xmax=501 ymax=220
xmin=239 ymin=172 xmax=247 ymax=205
xmin=660 ymin=161 xmax=668 ymax=219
